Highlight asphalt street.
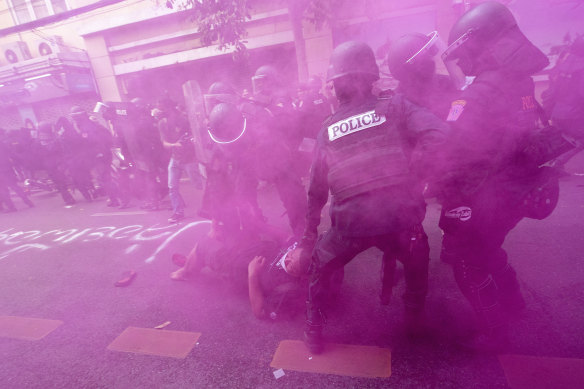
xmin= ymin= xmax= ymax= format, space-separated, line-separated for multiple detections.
xmin=1 ymin=162 xmax=584 ymax=388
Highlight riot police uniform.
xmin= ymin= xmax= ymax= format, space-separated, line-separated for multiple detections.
xmin=438 ymin=1 xmax=551 ymax=349
xmin=294 ymin=76 xmax=333 ymax=177
xmin=387 ymin=32 xmax=459 ymax=120
xmin=70 ymin=106 xmax=119 ymax=205
xmin=543 ymin=35 xmax=584 ymax=142
xmin=301 ymin=41 xmax=448 ymax=354
xmin=243 ymin=66 xmax=308 ymax=237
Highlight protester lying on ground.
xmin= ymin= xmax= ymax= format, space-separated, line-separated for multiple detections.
xmin=170 ymin=229 xmax=343 ymax=320
xmin=170 ymin=218 xmax=283 ymax=284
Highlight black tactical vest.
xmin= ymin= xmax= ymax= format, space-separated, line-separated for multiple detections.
xmin=322 ymin=96 xmax=411 ymax=202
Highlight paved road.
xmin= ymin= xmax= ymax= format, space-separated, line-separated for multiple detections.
xmin=1 ymin=169 xmax=583 ymax=388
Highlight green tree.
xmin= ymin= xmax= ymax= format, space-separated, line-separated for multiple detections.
xmin=164 ymin=0 xmax=346 ymax=80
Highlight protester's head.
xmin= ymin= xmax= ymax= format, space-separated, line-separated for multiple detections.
xmin=284 ymin=246 xmax=310 ymax=277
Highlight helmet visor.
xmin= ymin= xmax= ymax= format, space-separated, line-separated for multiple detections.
xmin=251 ymin=75 xmax=270 ymax=95
xmin=441 ymin=30 xmax=475 ymax=90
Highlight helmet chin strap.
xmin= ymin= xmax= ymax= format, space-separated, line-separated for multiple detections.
xmin=208 ymin=118 xmax=247 ymax=144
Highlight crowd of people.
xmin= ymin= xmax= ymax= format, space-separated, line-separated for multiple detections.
xmin=2 ymin=1 xmax=583 ymax=355
xmin=170 ymin=1 xmax=583 ymax=355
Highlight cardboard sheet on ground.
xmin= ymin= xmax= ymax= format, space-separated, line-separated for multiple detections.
xmin=107 ymin=327 xmax=201 ymax=358
xmin=0 ymin=315 xmax=63 ymax=341
xmin=270 ymin=340 xmax=391 ymax=378
xmin=499 ymin=354 xmax=584 ymax=389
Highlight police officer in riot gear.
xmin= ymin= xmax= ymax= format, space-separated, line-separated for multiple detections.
xmin=296 ymin=75 xmax=332 ymax=140
xmin=204 ymin=81 xmax=240 ymax=114
xmin=70 ymin=105 xmax=119 ymax=205
xmin=387 ymin=31 xmax=459 ymax=119
xmin=543 ymin=35 xmax=584 ymax=144
xmin=438 ymin=1 xmax=551 ymax=351
xmin=299 ymin=40 xmax=448 ymax=354
xmin=294 ymin=75 xmax=333 ymax=177
xmin=202 ymin=102 xmax=258 ymax=230
xmin=243 ymin=66 xmax=307 ymax=238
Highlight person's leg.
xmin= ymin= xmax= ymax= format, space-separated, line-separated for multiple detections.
xmin=439 ymin=198 xmax=512 ymax=350
xmin=380 ymin=251 xmax=397 ymax=305
xmin=168 ymin=158 xmax=185 ymax=220
xmin=274 ymin=173 xmax=307 ymax=238
xmin=170 ymin=243 xmax=202 ymax=280
xmin=0 ymin=181 xmax=16 ymax=211
xmin=305 ymin=231 xmax=367 ymax=353
xmin=70 ymin=162 xmax=95 ymax=201
xmin=47 ymin=167 xmax=75 ymax=205
xmin=184 ymin=161 xmax=203 ymax=190
xmin=395 ymin=225 xmax=430 ymax=335
xmin=96 ymin=156 xmax=120 ymax=206
xmin=8 ymin=182 xmax=33 ymax=207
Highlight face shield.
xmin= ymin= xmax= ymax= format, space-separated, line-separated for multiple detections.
xmin=441 ymin=30 xmax=478 ymax=89
xmin=404 ymin=31 xmax=468 ymax=90
xmin=251 ymin=74 xmax=269 ymax=96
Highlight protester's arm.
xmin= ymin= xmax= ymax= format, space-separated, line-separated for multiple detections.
xmin=400 ymin=96 xmax=451 ymax=182
xmin=248 ymin=256 xmax=266 ymax=319
xmin=301 ymin=136 xmax=329 ymax=248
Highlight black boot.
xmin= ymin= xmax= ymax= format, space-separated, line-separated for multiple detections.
xmin=404 ymin=306 xmax=428 ymax=339
xmin=461 ymin=324 xmax=510 ymax=353
xmin=304 ymin=301 xmax=325 ymax=354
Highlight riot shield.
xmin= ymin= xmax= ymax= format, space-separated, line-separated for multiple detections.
xmin=182 ymin=80 xmax=212 ymax=168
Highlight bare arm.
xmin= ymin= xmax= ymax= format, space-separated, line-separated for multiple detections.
xmin=248 ymin=256 xmax=266 ymax=319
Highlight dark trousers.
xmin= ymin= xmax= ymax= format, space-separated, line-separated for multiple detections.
xmin=272 ymin=172 xmax=307 ymax=238
xmin=308 ymin=226 xmax=429 ymax=321
xmin=439 ymin=184 xmax=524 ymax=330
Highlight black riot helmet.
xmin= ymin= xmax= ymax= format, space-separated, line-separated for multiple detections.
xmin=299 ymin=75 xmax=323 ymax=94
xmin=69 ymin=105 xmax=88 ymax=123
xmin=387 ymin=32 xmax=446 ymax=82
xmin=326 ymin=40 xmax=380 ymax=82
xmin=207 ymin=102 xmax=247 ymax=144
xmin=442 ymin=1 xmax=548 ymax=76
xmin=204 ymin=81 xmax=238 ymax=116
xmin=306 ymin=75 xmax=322 ymax=91
xmin=252 ymin=65 xmax=279 ymax=95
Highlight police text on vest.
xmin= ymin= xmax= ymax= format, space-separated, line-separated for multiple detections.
xmin=328 ymin=110 xmax=387 ymax=141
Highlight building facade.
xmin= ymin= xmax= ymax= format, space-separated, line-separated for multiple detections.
xmin=0 ymin=0 xmax=582 ymax=130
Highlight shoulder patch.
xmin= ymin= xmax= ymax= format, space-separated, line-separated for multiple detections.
xmin=445 ymin=206 xmax=472 ymax=221
xmin=446 ymin=100 xmax=467 ymax=122
xmin=327 ymin=110 xmax=386 ymax=141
